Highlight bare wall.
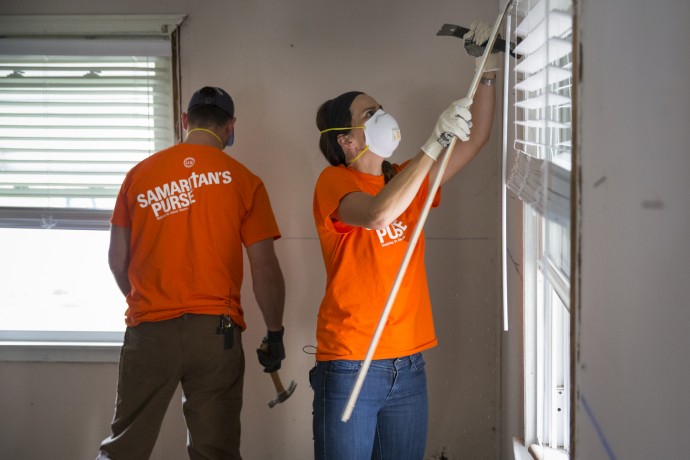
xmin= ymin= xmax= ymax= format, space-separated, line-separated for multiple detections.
xmin=575 ymin=0 xmax=690 ymax=459
xmin=0 ymin=1 xmax=505 ymax=459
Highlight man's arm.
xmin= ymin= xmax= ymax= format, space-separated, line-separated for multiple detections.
xmin=246 ymin=238 xmax=285 ymax=332
xmin=108 ymin=224 xmax=132 ymax=297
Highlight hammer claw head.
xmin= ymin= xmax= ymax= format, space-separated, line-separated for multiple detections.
xmin=267 ymin=380 xmax=297 ymax=408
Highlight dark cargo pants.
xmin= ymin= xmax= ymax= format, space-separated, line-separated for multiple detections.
xmin=97 ymin=313 xmax=244 ymax=460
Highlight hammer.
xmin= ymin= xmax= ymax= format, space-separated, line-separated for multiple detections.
xmin=259 ymin=341 xmax=297 ymax=408
xmin=267 ymin=371 xmax=297 ymax=408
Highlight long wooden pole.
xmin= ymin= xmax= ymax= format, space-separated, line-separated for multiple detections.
xmin=341 ymin=0 xmax=518 ymax=423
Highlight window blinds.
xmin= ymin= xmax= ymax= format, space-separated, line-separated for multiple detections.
xmin=507 ymin=0 xmax=573 ymax=227
xmin=504 ymin=0 xmax=574 ymax=451
xmin=0 ymin=39 xmax=174 ymax=228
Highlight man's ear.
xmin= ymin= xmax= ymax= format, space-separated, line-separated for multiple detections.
xmin=181 ymin=112 xmax=189 ymax=130
xmin=226 ymin=117 xmax=236 ymax=136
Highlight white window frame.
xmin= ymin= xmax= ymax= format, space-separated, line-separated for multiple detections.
xmin=0 ymin=14 xmax=185 ymax=357
xmin=503 ymin=0 xmax=574 ymax=455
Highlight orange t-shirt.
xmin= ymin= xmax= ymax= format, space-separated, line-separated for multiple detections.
xmin=312 ymin=163 xmax=441 ymax=361
xmin=111 ymin=143 xmax=280 ymax=329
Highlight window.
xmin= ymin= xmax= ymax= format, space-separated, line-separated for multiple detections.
xmin=504 ymin=0 xmax=574 ymax=454
xmin=0 ymin=15 xmax=184 ymax=346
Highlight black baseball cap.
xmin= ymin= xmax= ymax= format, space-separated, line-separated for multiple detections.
xmin=188 ymin=86 xmax=234 ymax=116
xmin=187 ymin=86 xmax=235 ymax=146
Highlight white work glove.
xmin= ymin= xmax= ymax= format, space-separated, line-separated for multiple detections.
xmin=463 ymin=21 xmax=502 ymax=72
xmin=421 ymin=98 xmax=473 ymax=161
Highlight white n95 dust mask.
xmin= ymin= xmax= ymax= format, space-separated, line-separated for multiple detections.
xmin=363 ymin=110 xmax=401 ymax=159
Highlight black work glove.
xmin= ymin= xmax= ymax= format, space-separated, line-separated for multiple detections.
xmin=256 ymin=327 xmax=285 ymax=373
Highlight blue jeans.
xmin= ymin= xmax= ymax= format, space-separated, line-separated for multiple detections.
xmin=310 ymin=353 xmax=428 ymax=460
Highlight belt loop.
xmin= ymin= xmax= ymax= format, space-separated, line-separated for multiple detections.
xmin=394 ymin=356 xmax=404 ymax=370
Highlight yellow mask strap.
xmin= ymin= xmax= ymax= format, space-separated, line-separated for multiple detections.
xmin=187 ymin=128 xmax=224 ymax=147
xmin=347 ymin=146 xmax=369 ymax=165
xmin=319 ymin=126 xmax=365 ymax=134
xmin=319 ymin=126 xmax=367 ymax=166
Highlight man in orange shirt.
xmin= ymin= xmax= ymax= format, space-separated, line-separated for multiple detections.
xmin=97 ymin=86 xmax=286 ymax=460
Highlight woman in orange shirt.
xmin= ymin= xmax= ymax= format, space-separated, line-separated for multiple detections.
xmin=310 ymin=23 xmax=499 ymax=460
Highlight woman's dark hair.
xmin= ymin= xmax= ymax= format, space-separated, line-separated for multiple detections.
xmin=316 ymin=91 xmax=397 ymax=183
xmin=316 ymin=91 xmax=361 ymax=167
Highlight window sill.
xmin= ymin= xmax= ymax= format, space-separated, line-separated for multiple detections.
xmin=529 ymin=444 xmax=569 ymax=460
xmin=0 ymin=341 xmax=122 ymax=363
xmin=513 ymin=439 xmax=569 ymax=460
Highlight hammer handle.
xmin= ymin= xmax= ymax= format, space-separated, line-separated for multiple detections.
xmin=270 ymin=371 xmax=285 ymax=394
xmin=259 ymin=340 xmax=286 ymax=394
